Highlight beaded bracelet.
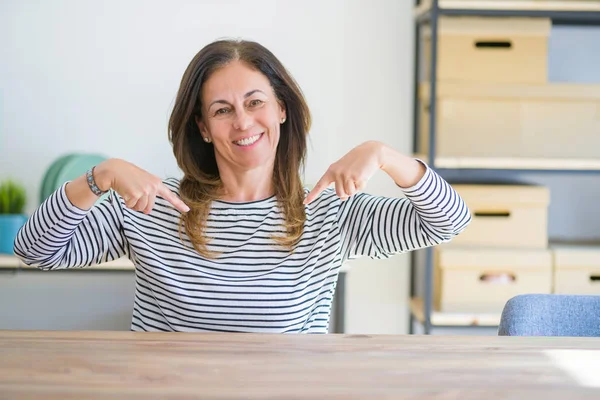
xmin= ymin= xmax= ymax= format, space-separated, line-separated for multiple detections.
xmin=85 ymin=166 xmax=108 ymax=196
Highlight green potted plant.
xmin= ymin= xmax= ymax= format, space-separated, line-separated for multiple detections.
xmin=0 ymin=180 xmax=27 ymax=254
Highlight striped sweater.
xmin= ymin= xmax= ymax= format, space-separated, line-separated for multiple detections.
xmin=14 ymin=164 xmax=471 ymax=333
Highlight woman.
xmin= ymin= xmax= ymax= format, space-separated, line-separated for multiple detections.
xmin=14 ymin=39 xmax=471 ymax=333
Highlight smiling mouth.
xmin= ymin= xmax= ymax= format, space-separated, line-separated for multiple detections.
xmin=233 ymin=133 xmax=264 ymax=146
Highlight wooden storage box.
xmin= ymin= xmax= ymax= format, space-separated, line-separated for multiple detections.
xmin=418 ymin=82 xmax=600 ymax=160
xmin=552 ymin=244 xmax=600 ymax=295
xmin=434 ymin=246 xmax=553 ymax=313
xmin=450 ymin=184 xmax=549 ymax=248
xmin=423 ymin=16 xmax=551 ymax=84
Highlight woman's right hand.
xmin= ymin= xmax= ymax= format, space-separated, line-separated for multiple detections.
xmin=94 ymin=159 xmax=190 ymax=214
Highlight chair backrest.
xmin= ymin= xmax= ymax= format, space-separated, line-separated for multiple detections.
xmin=498 ymin=294 xmax=600 ymax=337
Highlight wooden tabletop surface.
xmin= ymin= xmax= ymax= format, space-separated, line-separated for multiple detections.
xmin=1 ymin=330 xmax=600 ymax=399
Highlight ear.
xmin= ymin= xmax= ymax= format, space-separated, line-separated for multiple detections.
xmin=195 ymin=116 xmax=210 ymax=139
xmin=195 ymin=116 xmax=205 ymax=133
xmin=279 ymin=104 xmax=287 ymax=123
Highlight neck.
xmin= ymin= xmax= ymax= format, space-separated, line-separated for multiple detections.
xmin=218 ymin=164 xmax=275 ymax=203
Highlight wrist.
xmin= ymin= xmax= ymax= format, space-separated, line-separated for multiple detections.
xmin=378 ymin=143 xmax=399 ymax=172
xmin=379 ymin=146 xmax=426 ymax=188
xmin=93 ymin=160 xmax=114 ymax=192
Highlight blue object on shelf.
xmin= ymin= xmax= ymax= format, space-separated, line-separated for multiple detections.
xmin=0 ymin=214 xmax=27 ymax=254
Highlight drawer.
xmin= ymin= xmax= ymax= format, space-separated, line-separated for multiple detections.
xmin=434 ymin=246 xmax=553 ymax=313
xmin=418 ymin=82 xmax=600 ymax=160
xmin=449 ymin=184 xmax=550 ymax=248
xmin=552 ymin=244 xmax=600 ymax=295
xmin=423 ymin=16 xmax=550 ymax=84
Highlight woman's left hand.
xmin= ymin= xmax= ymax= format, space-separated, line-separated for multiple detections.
xmin=304 ymin=141 xmax=384 ymax=204
xmin=304 ymin=141 xmax=426 ymax=204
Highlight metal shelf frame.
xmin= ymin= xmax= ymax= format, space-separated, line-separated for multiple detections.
xmin=409 ymin=0 xmax=600 ymax=334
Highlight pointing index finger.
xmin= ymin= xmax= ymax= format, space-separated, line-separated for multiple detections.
xmin=158 ymin=184 xmax=190 ymax=213
xmin=304 ymin=173 xmax=333 ymax=205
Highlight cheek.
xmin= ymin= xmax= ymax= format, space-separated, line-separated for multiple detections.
xmin=262 ymin=108 xmax=282 ymax=130
xmin=207 ymin=120 xmax=230 ymax=139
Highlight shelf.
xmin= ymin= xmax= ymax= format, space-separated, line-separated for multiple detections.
xmin=419 ymin=81 xmax=600 ymax=100
xmin=0 ymin=255 xmax=353 ymax=273
xmin=414 ymin=155 xmax=600 ymax=172
xmin=415 ymin=1 xmax=600 ymax=24
xmin=417 ymin=0 xmax=600 ymax=13
xmin=410 ymin=297 xmax=501 ymax=327
xmin=0 ymin=255 xmax=135 ymax=271
xmin=410 ymin=0 xmax=600 ymax=334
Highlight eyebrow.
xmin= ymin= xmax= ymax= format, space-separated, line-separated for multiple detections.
xmin=208 ymin=89 xmax=266 ymax=109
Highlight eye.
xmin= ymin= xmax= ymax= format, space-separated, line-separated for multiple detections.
xmin=214 ymin=107 xmax=230 ymax=116
xmin=248 ymin=99 xmax=264 ymax=107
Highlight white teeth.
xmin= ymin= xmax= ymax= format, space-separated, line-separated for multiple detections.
xmin=234 ymin=134 xmax=261 ymax=146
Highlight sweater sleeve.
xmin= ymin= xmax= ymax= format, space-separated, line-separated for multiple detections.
xmin=336 ymin=163 xmax=471 ymax=262
xmin=13 ymin=182 xmax=129 ymax=270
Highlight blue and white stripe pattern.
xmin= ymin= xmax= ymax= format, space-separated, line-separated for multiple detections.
xmin=14 ymin=164 xmax=471 ymax=333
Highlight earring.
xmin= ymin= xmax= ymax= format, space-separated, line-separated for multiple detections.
xmin=203 ymin=137 xmax=211 ymax=143
xmin=280 ymin=117 xmax=286 ymax=124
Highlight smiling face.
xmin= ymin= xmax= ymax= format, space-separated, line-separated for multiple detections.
xmin=197 ymin=60 xmax=286 ymax=176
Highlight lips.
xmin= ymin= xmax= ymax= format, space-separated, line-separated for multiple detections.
xmin=233 ymin=133 xmax=263 ymax=146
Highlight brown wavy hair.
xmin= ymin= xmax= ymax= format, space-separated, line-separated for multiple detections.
xmin=168 ymin=39 xmax=311 ymax=258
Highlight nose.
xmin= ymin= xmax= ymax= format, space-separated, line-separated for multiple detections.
xmin=233 ymin=108 xmax=254 ymax=131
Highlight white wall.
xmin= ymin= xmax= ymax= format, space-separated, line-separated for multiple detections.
xmin=0 ymin=0 xmax=414 ymax=334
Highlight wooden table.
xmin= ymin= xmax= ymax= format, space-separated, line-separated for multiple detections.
xmin=1 ymin=331 xmax=600 ymax=399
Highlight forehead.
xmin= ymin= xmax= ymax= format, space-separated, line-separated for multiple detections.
xmin=202 ymin=61 xmax=273 ymax=101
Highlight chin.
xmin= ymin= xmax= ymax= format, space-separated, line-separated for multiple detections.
xmin=237 ymin=153 xmax=276 ymax=170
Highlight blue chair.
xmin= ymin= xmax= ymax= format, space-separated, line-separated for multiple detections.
xmin=498 ymin=294 xmax=600 ymax=337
